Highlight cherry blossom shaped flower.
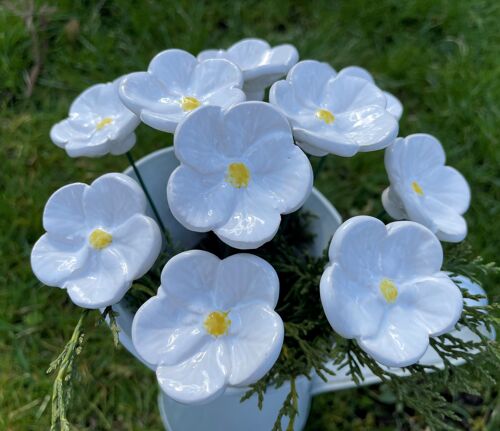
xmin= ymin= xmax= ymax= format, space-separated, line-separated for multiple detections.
xmin=198 ymin=38 xmax=299 ymax=101
xmin=31 ymin=173 xmax=162 ymax=309
xmin=132 ymin=250 xmax=284 ymax=404
xmin=167 ymin=101 xmax=313 ymax=250
xmin=337 ymin=66 xmax=403 ymax=120
xmin=50 ymin=78 xmax=140 ymax=158
xmin=320 ymin=216 xmax=463 ymax=368
xmin=382 ymin=134 xmax=471 ymax=243
xmin=269 ymin=60 xmax=399 ymax=157
xmin=119 ymin=49 xmax=245 ymax=133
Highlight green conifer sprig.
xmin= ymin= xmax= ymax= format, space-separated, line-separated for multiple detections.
xmin=47 ymin=309 xmax=89 ymax=431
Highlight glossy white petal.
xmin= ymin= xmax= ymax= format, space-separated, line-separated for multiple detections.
xmin=167 ymin=165 xmax=236 ymax=232
xmin=359 ymin=307 xmax=430 ymax=367
xmin=227 ymin=303 xmax=284 ymax=386
xmin=149 ymin=49 xmax=197 ymax=91
xmin=202 ymin=87 xmax=246 ymax=110
xmin=384 ymin=91 xmax=403 ymax=120
xmin=382 ymin=221 xmax=443 ymax=281
xmin=109 ymin=133 xmax=137 ymax=155
xmin=119 ymin=72 xmax=183 ymax=133
xmin=83 ymin=173 xmax=147 ymax=228
xmin=328 ymin=216 xmax=386 ymax=282
xmin=168 ymin=101 xmax=311 ymax=249
xmin=421 ymin=198 xmax=468 ymax=242
xmin=322 ymin=75 xmax=386 ymax=112
xmin=384 ymin=134 xmax=470 ymax=242
xmin=214 ymin=188 xmax=281 ymax=250
xmin=320 ymin=264 xmax=385 ymax=339
xmin=188 ymin=59 xmax=243 ymax=97
xmin=173 ymin=105 xmax=230 ymax=174
xmin=156 ymin=340 xmax=230 ymax=404
xmin=64 ymin=134 xmax=111 ymax=158
xmin=214 ymin=254 xmax=279 ymax=309
xmin=337 ymin=65 xmax=403 ymax=120
xmin=245 ymin=138 xmax=313 ymax=214
xmin=65 ymin=250 xmax=129 ymax=309
xmin=339 ymin=107 xmax=398 ymax=153
xmin=108 ymin=214 xmax=162 ymax=279
xmin=381 ymin=187 xmax=406 ymax=220
xmin=222 ymin=101 xmax=293 ymax=157
xmin=385 ymin=134 xmax=446 ymax=181
xmin=159 ymin=250 xmax=220 ymax=312
xmin=400 ymin=274 xmax=463 ymax=336
xmin=31 ymin=234 xmax=88 ymax=287
xmin=132 ymin=294 xmax=207 ymax=366
xmin=287 ymin=60 xmax=336 ymax=107
xmin=269 ymin=79 xmax=314 ymax=118
xmin=119 ymin=49 xmax=244 ymax=133
xmin=50 ymin=119 xmax=91 ymax=149
xmin=293 ymin=126 xmax=359 ymax=158
xmin=421 ymin=166 xmax=471 ymax=214
xmin=43 ymin=183 xmax=87 ymax=238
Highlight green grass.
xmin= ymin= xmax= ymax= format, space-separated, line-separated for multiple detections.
xmin=1 ymin=0 xmax=499 ymax=429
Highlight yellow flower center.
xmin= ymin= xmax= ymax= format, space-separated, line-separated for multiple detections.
xmin=88 ymin=228 xmax=113 ymax=250
xmin=226 ymin=162 xmax=250 ymax=188
xmin=315 ymin=108 xmax=335 ymax=125
xmin=412 ymin=181 xmax=424 ymax=196
xmin=379 ymin=278 xmax=398 ymax=303
xmin=180 ymin=96 xmax=201 ymax=111
xmin=204 ymin=311 xmax=231 ymax=337
xmin=96 ymin=117 xmax=113 ymax=130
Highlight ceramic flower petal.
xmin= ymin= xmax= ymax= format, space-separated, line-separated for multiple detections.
xmin=320 ymin=216 xmax=463 ymax=368
xmin=358 ymin=307 xmax=430 ymax=367
xmin=270 ymin=60 xmax=399 ymax=157
xmin=31 ymin=235 xmax=88 ymax=287
xmin=226 ymin=303 xmax=284 ymax=386
xmin=401 ymin=274 xmax=463 ymax=336
xmin=320 ymin=264 xmax=385 ymax=340
xmin=132 ymin=293 xmax=208 ymax=366
xmin=337 ymin=66 xmax=403 ymax=120
xmin=198 ymin=38 xmax=299 ymax=101
xmin=213 ymin=253 xmax=280 ymax=310
xmin=132 ymin=251 xmax=284 ymax=405
xmin=42 ymin=183 xmax=87 ymax=238
xmin=50 ymin=78 xmax=140 ymax=158
xmin=31 ymin=173 xmax=162 ymax=309
xmin=383 ymin=134 xmax=471 ymax=242
xmin=167 ymin=102 xmax=313 ymax=250
xmin=159 ymin=250 xmax=220 ymax=313
xmin=119 ymin=49 xmax=245 ymax=133
xmin=156 ymin=340 xmax=230 ymax=404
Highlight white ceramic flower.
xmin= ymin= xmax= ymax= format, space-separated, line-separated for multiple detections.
xmin=382 ymin=134 xmax=470 ymax=243
xmin=269 ymin=60 xmax=399 ymax=157
xmin=50 ymin=78 xmax=140 ymax=158
xmin=167 ymin=101 xmax=313 ymax=250
xmin=337 ymin=66 xmax=403 ymax=120
xmin=132 ymin=250 xmax=284 ymax=404
xmin=320 ymin=216 xmax=463 ymax=367
xmin=198 ymin=38 xmax=299 ymax=101
xmin=31 ymin=173 xmax=162 ymax=309
xmin=119 ymin=49 xmax=245 ymax=133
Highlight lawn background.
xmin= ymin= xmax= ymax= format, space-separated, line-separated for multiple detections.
xmin=1 ymin=0 xmax=499 ymax=429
